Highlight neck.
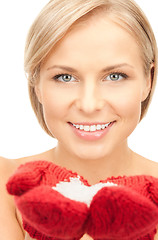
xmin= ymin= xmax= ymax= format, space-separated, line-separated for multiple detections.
xmin=52 ymin=141 xmax=134 ymax=185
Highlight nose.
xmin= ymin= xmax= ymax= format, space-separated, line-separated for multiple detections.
xmin=75 ymin=81 xmax=105 ymax=114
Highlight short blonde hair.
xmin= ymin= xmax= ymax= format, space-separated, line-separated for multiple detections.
xmin=24 ymin=0 xmax=158 ymax=137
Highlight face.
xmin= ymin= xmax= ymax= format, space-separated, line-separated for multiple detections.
xmin=36 ymin=14 xmax=151 ymax=161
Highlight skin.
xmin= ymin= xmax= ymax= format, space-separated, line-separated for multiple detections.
xmin=36 ymin=14 xmax=152 ymax=184
xmin=0 ymin=14 xmax=158 ymax=240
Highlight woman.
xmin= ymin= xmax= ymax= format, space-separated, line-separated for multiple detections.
xmin=1 ymin=0 xmax=158 ymax=239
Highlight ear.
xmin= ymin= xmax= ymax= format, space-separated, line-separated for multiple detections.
xmin=141 ymin=64 xmax=154 ymax=102
xmin=35 ymin=84 xmax=42 ymax=104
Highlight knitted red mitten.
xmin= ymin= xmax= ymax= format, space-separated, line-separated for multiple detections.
xmin=87 ymin=185 xmax=158 ymax=240
xmin=7 ymin=161 xmax=56 ymax=195
xmin=6 ymin=161 xmax=158 ymax=240
xmin=147 ymin=178 xmax=158 ymax=206
xmin=6 ymin=161 xmax=88 ymax=240
xmin=15 ymin=185 xmax=88 ymax=239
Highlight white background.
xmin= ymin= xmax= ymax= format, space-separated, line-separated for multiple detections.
xmin=0 ymin=0 xmax=157 ymax=161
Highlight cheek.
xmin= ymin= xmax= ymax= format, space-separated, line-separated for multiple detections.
xmin=104 ymin=84 xmax=143 ymax=146
xmin=41 ymin=87 xmax=69 ymax=123
xmin=118 ymin=93 xmax=141 ymax=118
xmin=40 ymin=88 xmax=69 ymax=137
xmin=110 ymin=84 xmax=142 ymax=126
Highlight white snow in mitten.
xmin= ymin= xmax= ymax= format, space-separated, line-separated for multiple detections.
xmin=52 ymin=177 xmax=117 ymax=207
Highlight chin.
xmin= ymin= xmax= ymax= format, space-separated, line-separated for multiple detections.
xmin=72 ymin=145 xmax=111 ymax=161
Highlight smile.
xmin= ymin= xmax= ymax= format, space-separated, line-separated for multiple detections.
xmin=68 ymin=121 xmax=115 ymax=141
xmin=72 ymin=122 xmax=111 ymax=132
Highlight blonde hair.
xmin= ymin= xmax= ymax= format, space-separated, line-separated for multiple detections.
xmin=24 ymin=0 xmax=158 ymax=137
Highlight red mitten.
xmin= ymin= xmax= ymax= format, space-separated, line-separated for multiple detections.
xmin=15 ymin=185 xmax=88 ymax=239
xmin=6 ymin=161 xmax=158 ymax=240
xmin=87 ymin=185 xmax=158 ymax=240
xmin=7 ymin=161 xmax=87 ymax=196
xmin=146 ymin=178 xmax=158 ymax=205
xmin=7 ymin=161 xmax=89 ymax=240
xmin=7 ymin=161 xmax=56 ymax=195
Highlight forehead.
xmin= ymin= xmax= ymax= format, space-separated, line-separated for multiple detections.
xmin=42 ymin=14 xmax=143 ymax=72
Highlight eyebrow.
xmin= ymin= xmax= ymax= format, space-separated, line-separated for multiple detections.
xmin=47 ymin=63 xmax=134 ymax=73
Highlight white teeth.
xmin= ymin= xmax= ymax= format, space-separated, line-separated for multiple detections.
xmin=79 ymin=125 xmax=84 ymax=130
xmin=90 ymin=125 xmax=96 ymax=132
xmin=102 ymin=124 xmax=106 ymax=129
xmin=72 ymin=122 xmax=111 ymax=132
xmin=96 ymin=125 xmax=102 ymax=130
xmin=84 ymin=126 xmax=90 ymax=131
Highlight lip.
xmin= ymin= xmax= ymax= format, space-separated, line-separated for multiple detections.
xmin=68 ymin=121 xmax=115 ymax=141
xmin=70 ymin=122 xmax=110 ymax=126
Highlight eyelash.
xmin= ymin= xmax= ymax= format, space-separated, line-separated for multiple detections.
xmin=53 ymin=73 xmax=77 ymax=82
xmin=52 ymin=72 xmax=128 ymax=83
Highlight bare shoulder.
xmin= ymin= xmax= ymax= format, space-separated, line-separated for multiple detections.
xmin=0 ymin=156 xmax=17 ymax=180
xmin=14 ymin=148 xmax=54 ymax=166
xmin=144 ymin=159 xmax=158 ymax=178
xmin=0 ymin=156 xmax=25 ymax=239
xmin=132 ymin=152 xmax=158 ymax=178
xmin=0 ymin=149 xmax=54 ymax=180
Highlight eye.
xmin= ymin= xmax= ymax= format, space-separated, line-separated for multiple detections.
xmin=53 ymin=74 xmax=75 ymax=82
xmin=106 ymin=73 xmax=127 ymax=81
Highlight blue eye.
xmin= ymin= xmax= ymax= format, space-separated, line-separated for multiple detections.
xmin=106 ymin=73 xmax=127 ymax=81
xmin=53 ymin=74 xmax=74 ymax=82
